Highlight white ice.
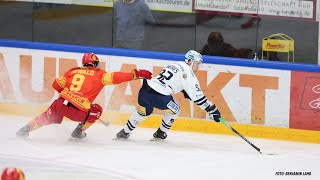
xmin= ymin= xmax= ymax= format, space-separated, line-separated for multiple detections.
xmin=0 ymin=114 xmax=319 ymax=180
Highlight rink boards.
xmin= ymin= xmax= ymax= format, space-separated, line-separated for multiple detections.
xmin=0 ymin=40 xmax=319 ymax=143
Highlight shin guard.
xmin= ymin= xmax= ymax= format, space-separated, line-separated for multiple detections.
xmin=123 ymin=111 xmax=146 ymax=133
xmin=159 ymin=112 xmax=177 ymax=133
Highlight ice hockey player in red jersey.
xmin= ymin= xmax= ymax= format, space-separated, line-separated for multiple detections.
xmin=16 ymin=52 xmax=152 ymax=139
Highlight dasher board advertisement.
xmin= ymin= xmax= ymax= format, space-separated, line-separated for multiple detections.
xmin=1 ymin=39 xmax=320 ymax=144
xmin=1 ymin=46 xmax=291 ymax=128
xmin=290 ymin=71 xmax=320 ymax=131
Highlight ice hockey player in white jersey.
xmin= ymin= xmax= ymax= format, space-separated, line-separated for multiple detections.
xmin=116 ymin=50 xmax=221 ymax=140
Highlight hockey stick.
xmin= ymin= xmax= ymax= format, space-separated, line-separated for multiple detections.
xmin=98 ymin=118 xmax=111 ymax=127
xmin=219 ymin=118 xmax=262 ymax=154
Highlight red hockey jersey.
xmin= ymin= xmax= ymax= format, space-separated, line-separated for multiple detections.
xmin=52 ymin=66 xmax=134 ymax=112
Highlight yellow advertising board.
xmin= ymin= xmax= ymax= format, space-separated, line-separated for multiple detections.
xmin=262 ymin=33 xmax=294 ymax=62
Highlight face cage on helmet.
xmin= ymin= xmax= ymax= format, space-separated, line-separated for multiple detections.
xmin=94 ymin=61 xmax=100 ymax=68
xmin=83 ymin=57 xmax=100 ymax=68
xmin=90 ymin=54 xmax=100 ymax=68
xmin=83 ymin=61 xmax=99 ymax=68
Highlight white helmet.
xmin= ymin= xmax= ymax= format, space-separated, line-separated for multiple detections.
xmin=184 ymin=50 xmax=203 ymax=64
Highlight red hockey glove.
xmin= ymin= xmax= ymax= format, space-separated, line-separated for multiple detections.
xmin=132 ymin=69 xmax=152 ymax=80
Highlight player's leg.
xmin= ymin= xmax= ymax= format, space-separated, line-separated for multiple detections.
xmin=153 ymin=112 xmax=178 ymax=139
xmin=116 ymin=104 xmax=151 ymax=139
xmin=116 ymin=88 xmax=153 ymax=139
xmin=69 ymin=103 xmax=103 ymax=139
xmin=152 ymin=97 xmax=180 ymax=140
xmin=16 ymin=98 xmax=64 ymax=137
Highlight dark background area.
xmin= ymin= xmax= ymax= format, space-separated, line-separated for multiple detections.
xmin=0 ymin=1 xmax=318 ymax=64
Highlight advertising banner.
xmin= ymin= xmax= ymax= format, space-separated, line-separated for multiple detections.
xmin=34 ymin=0 xmax=73 ymax=4
xmin=7 ymin=0 xmax=193 ymax=12
xmin=0 ymin=47 xmax=291 ymax=127
xmin=144 ymin=0 xmax=192 ymax=12
xmin=72 ymin=0 xmax=113 ymax=7
xmin=290 ymin=71 xmax=320 ymax=131
xmin=194 ymin=0 xmax=315 ymax=19
xmin=7 ymin=0 xmax=316 ymax=16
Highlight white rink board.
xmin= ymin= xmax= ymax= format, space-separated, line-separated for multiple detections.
xmin=0 ymin=47 xmax=291 ymax=127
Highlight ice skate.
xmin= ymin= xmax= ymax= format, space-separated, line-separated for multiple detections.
xmin=114 ymin=129 xmax=130 ymax=140
xmin=70 ymin=123 xmax=87 ymax=140
xmin=150 ymin=128 xmax=167 ymax=141
xmin=16 ymin=125 xmax=30 ymax=137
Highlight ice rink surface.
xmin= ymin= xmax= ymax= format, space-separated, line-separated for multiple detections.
xmin=1 ymin=114 xmax=319 ymax=180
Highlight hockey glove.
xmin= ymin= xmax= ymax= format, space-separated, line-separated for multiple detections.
xmin=132 ymin=69 xmax=152 ymax=80
xmin=205 ymin=104 xmax=221 ymax=122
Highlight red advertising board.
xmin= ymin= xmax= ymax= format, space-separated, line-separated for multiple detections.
xmin=290 ymin=71 xmax=320 ymax=131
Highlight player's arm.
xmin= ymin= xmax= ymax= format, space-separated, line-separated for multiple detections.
xmin=102 ymin=69 xmax=152 ymax=85
xmin=52 ymin=76 xmax=66 ymax=93
xmin=182 ymin=77 xmax=221 ymax=122
xmin=183 ymin=82 xmax=211 ymax=110
xmin=52 ymin=68 xmax=77 ymax=93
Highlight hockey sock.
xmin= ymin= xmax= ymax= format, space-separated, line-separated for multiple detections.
xmin=159 ymin=112 xmax=177 ymax=133
xmin=80 ymin=122 xmax=93 ymax=131
xmin=27 ymin=117 xmax=45 ymax=131
xmin=27 ymin=109 xmax=57 ymax=131
xmin=123 ymin=111 xmax=146 ymax=133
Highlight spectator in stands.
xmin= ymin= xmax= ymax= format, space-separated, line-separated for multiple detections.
xmin=200 ymin=32 xmax=252 ymax=59
xmin=113 ymin=0 xmax=155 ymax=50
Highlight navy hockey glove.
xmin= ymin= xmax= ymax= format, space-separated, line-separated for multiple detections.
xmin=205 ymin=104 xmax=221 ymax=122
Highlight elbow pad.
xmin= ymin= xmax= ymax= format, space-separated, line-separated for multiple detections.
xmin=52 ymin=79 xmax=63 ymax=93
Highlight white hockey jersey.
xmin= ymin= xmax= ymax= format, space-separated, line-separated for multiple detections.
xmin=147 ymin=62 xmax=212 ymax=110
